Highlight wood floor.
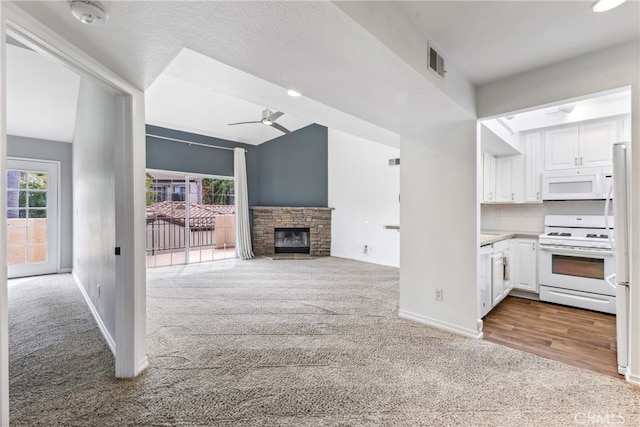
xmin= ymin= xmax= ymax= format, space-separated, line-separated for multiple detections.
xmin=483 ymin=296 xmax=620 ymax=379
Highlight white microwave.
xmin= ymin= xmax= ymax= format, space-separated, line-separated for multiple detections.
xmin=542 ymin=168 xmax=612 ymax=200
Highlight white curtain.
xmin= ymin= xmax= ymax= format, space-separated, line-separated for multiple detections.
xmin=234 ymin=148 xmax=254 ymax=260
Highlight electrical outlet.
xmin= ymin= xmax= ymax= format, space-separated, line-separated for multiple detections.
xmin=434 ymin=288 xmax=443 ymax=301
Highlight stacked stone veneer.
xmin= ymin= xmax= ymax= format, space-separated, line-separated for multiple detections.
xmin=251 ymin=207 xmax=333 ymax=256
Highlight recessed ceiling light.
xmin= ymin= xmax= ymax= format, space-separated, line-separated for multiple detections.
xmin=592 ymin=0 xmax=627 ymax=12
xmin=70 ymin=1 xmax=109 ymax=25
xmin=287 ymin=89 xmax=301 ymax=97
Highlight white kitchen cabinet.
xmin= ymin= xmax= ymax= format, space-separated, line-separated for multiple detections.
xmin=478 ymin=245 xmax=493 ymax=318
xmin=620 ymin=116 xmax=631 ymax=141
xmin=491 ymin=252 xmax=505 ymax=306
xmin=482 ymin=152 xmax=496 ymax=203
xmin=544 ymin=127 xmax=579 ymax=170
xmin=544 ymin=119 xmax=617 ymax=171
xmin=491 ymin=239 xmax=512 ymax=307
xmin=510 ymin=238 xmax=538 ymax=293
xmin=495 ymin=155 xmax=524 ymax=203
xmin=523 ymin=132 xmax=542 ymax=202
xmin=579 ymin=121 xmax=617 ymax=168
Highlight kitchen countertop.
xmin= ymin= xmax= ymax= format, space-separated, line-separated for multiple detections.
xmin=480 ymin=230 xmax=541 ymax=246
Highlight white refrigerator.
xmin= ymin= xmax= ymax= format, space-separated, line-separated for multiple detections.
xmin=608 ymin=141 xmax=631 ymax=375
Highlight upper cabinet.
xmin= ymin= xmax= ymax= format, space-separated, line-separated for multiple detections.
xmin=620 ymin=117 xmax=631 ymax=141
xmin=579 ymin=121 xmax=617 ymax=168
xmin=544 ymin=119 xmax=617 ymax=171
xmin=523 ymin=132 xmax=542 ymax=203
xmin=495 ymin=155 xmax=524 ymax=203
xmin=480 ymin=114 xmax=628 ymax=205
xmin=544 ymin=127 xmax=579 ymax=170
xmin=482 ymin=152 xmax=496 ymax=203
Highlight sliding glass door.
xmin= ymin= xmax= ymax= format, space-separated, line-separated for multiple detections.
xmin=145 ymin=170 xmax=236 ymax=267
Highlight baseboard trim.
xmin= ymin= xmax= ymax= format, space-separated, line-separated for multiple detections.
xmin=398 ymin=310 xmax=482 ymax=339
xmin=625 ymin=371 xmax=640 ymax=386
xmin=59 ymin=267 xmax=72 ymax=274
xmin=72 ymin=271 xmax=116 ymax=356
xmin=137 ymin=357 xmax=149 ymax=375
xmin=509 ymin=289 xmax=539 ymax=300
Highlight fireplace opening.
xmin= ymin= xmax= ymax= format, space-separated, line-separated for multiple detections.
xmin=274 ymin=228 xmax=310 ymax=254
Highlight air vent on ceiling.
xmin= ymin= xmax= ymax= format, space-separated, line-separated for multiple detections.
xmin=428 ymin=42 xmax=446 ymax=78
xmin=388 ymin=158 xmax=400 ymax=166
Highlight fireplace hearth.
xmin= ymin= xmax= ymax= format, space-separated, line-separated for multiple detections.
xmin=274 ymin=228 xmax=310 ymax=254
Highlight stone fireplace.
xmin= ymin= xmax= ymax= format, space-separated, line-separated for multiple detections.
xmin=251 ymin=207 xmax=333 ymax=256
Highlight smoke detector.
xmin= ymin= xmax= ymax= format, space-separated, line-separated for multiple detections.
xmin=70 ymin=1 xmax=108 ymax=25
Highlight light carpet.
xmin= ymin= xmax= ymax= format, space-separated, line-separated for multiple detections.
xmin=8 ymin=257 xmax=640 ymax=426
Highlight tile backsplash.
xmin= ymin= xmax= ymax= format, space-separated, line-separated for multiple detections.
xmin=481 ymin=201 xmax=609 ymax=233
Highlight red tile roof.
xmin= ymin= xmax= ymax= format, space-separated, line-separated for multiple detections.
xmin=147 ymin=172 xmax=199 ymax=182
xmin=146 ymin=201 xmax=234 ymax=228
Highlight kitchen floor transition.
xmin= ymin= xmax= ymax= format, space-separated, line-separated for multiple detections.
xmin=483 ymin=296 xmax=619 ymax=378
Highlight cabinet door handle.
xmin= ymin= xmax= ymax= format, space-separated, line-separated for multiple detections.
xmin=489 ymin=192 xmax=493 ymax=200
xmin=533 ymin=242 xmax=536 ymax=251
xmin=536 ymin=191 xmax=540 ymax=200
xmin=574 ymin=157 xmax=578 ymax=166
xmin=511 ymin=193 xmax=514 ymax=200
xmin=580 ymin=157 xmax=583 ymax=166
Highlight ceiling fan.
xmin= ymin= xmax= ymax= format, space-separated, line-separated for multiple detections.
xmin=228 ymin=108 xmax=291 ymax=134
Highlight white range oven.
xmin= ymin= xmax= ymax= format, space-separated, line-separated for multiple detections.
xmin=538 ymin=215 xmax=616 ymax=314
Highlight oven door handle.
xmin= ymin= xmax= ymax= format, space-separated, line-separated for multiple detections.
xmin=538 ymin=244 xmax=613 ymax=257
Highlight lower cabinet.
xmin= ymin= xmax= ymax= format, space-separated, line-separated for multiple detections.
xmin=491 ymin=239 xmax=512 ymax=307
xmin=510 ymin=238 xmax=538 ymax=293
xmin=479 ymin=237 xmax=539 ymax=318
xmin=478 ymin=245 xmax=493 ymax=318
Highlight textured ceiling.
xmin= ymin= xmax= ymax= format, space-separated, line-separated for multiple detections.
xmin=7 ymin=42 xmax=80 ymax=142
xmin=11 ymin=1 xmax=467 ymax=144
xmin=397 ymin=1 xmax=640 ymax=85
xmin=8 ymin=1 xmax=640 ymax=145
xmin=145 ymin=73 xmax=315 ymax=145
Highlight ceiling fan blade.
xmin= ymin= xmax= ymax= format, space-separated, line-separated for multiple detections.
xmin=271 ymin=122 xmax=291 ymax=134
xmin=228 ymin=121 xmax=261 ymax=126
xmin=269 ymin=111 xmax=285 ymax=121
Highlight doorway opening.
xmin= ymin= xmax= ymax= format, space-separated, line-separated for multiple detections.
xmin=477 ymin=87 xmax=632 ymax=378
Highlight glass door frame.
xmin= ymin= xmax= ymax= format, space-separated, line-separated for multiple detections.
xmin=6 ymin=158 xmax=60 ymax=278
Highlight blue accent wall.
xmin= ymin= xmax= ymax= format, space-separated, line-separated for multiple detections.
xmin=146 ymin=125 xmax=258 ymax=205
xmin=145 ymin=124 xmax=328 ymax=207
xmin=256 ymin=124 xmax=328 ymax=207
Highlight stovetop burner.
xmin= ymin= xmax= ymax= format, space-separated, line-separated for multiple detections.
xmin=539 ymin=215 xmax=614 ymax=250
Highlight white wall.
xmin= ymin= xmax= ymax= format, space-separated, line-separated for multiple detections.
xmin=328 ymin=129 xmax=400 ymax=267
xmin=477 ymin=41 xmax=640 ymax=385
xmin=334 ymin=1 xmax=475 ymax=116
xmin=73 ymin=78 xmax=122 ymax=345
xmin=400 ymin=119 xmax=480 ymax=337
xmin=477 ymin=41 xmax=638 ymax=118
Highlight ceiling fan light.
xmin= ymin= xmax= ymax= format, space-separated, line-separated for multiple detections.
xmin=592 ymin=0 xmax=627 ymax=12
xmin=261 ymin=118 xmax=273 ymax=126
